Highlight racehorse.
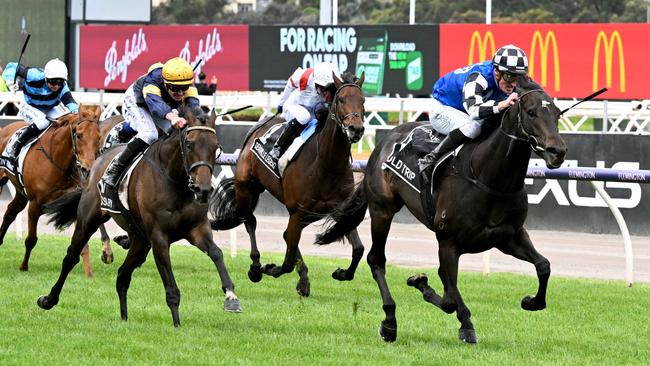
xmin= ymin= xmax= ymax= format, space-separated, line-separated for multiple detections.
xmin=0 ymin=106 xmax=102 ymax=276
xmin=38 ymin=108 xmax=242 ymax=326
xmin=209 ymin=72 xmax=366 ymax=296
xmin=316 ymin=76 xmax=567 ymax=343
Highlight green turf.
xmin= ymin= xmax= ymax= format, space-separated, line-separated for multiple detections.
xmin=0 ymin=235 xmax=648 ymax=365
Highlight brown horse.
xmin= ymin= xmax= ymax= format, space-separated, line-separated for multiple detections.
xmin=38 ymin=108 xmax=241 ymax=326
xmin=209 ymin=72 xmax=366 ymax=297
xmin=316 ymin=77 xmax=567 ymax=343
xmin=0 ymin=106 xmax=102 ymax=276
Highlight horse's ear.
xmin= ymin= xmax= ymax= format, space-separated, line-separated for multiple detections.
xmin=92 ymin=105 xmax=102 ymax=121
xmin=355 ymin=72 xmax=365 ymax=87
xmin=208 ymin=108 xmax=217 ymax=125
xmin=333 ymin=71 xmax=343 ymax=88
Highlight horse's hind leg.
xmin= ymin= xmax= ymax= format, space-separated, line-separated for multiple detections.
xmin=437 ymin=242 xmax=477 ymax=344
xmin=295 ymin=249 xmax=310 ymax=297
xmin=332 ymin=229 xmax=364 ymax=281
xmin=115 ymin=237 xmax=150 ymax=321
xmin=188 ymin=224 xmax=242 ymax=313
xmin=497 ymin=228 xmax=549 ymax=311
xmin=0 ymin=193 xmax=28 ymax=246
xmin=367 ymin=206 xmax=398 ymax=342
xmin=261 ymin=214 xmax=307 ymax=290
xmin=98 ymin=223 xmax=114 ymax=264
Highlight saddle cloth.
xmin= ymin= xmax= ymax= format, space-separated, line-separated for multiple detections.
xmin=98 ymin=150 xmax=146 ymax=213
xmin=251 ymin=118 xmax=319 ymax=178
xmin=381 ymin=125 xmax=452 ymax=194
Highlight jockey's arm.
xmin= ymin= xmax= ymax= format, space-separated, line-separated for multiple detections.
xmin=462 ymin=72 xmax=500 ymax=120
xmin=143 ymin=84 xmax=174 ymax=120
xmin=59 ymin=84 xmax=79 ymax=113
xmin=182 ymin=87 xmax=204 ymax=116
xmin=2 ymin=62 xmax=27 ymax=87
xmin=277 ymin=67 xmax=303 ymax=109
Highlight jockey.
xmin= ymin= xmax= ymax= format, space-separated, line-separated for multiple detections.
xmin=270 ymin=61 xmax=339 ymax=159
xmin=99 ymin=57 xmax=203 ymax=211
xmin=1 ymin=58 xmax=78 ymax=166
xmin=418 ymin=44 xmax=529 ymax=181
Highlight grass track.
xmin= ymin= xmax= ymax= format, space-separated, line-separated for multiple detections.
xmin=0 ymin=235 xmax=648 ymax=365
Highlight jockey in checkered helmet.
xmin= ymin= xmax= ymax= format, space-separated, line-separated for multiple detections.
xmin=417 ymin=44 xmax=529 ymax=182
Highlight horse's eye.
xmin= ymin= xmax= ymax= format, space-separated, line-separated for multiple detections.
xmin=527 ymin=109 xmax=535 ymax=117
xmin=186 ymin=142 xmax=194 ymax=150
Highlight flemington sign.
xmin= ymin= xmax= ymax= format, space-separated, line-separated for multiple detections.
xmin=439 ymin=24 xmax=646 ymax=99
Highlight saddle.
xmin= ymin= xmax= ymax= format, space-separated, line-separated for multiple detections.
xmin=251 ymin=118 xmax=318 ymax=178
xmin=0 ymin=125 xmax=53 ymax=195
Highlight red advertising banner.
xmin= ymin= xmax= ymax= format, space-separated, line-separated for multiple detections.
xmin=440 ymin=24 xmax=647 ymax=100
xmin=79 ymin=25 xmax=249 ymax=90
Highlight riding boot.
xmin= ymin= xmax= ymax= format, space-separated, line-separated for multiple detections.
xmin=269 ymin=119 xmax=302 ymax=159
xmin=3 ymin=123 xmax=41 ymax=164
xmin=418 ymin=129 xmax=471 ymax=183
xmin=99 ymin=137 xmax=149 ymax=211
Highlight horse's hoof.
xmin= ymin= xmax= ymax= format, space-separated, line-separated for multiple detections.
xmin=332 ymin=268 xmax=353 ymax=281
xmin=113 ymin=235 xmax=130 ymax=250
xmin=378 ymin=320 xmax=397 ymax=342
xmin=37 ymin=295 xmax=55 ymax=310
xmin=224 ymin=298 xmax=243 ymax=313
xmin=101 ymin=252 xmax=114 ymax=265
xmin=406 ymin=273 xmax=428 ymax=288
xmin=459 ymin=328 xmax=478 ymax=344
xmin=248 ymin=266 xmax=263 ymax=283
xmin=521 ymin=295 xmax=546 ymax=311
xmin=19 ymin=264 xmax=28 ymax=272
xmin=296 ymin=279 xmax=310 ymax=297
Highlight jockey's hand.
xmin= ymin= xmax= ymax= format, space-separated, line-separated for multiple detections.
xmin=497 ymin=92 xmax=519 ymax=112
xmin=166 ymin=112 xmax=187 ymax=129
xmin=8 ymin=82 xmax=19 ymax=93
xmin=276 ymin=105 xmax=283 ymax=114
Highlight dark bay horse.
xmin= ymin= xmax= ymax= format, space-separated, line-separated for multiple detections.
xmin=209 ymin=72 xmax=366 ymax=296
xmin=0 ymin=106 xmax=102 ymax=276
xmin=316 ymin=77 xmax=567 ymax=343
xmin=38 ymin=108 xmax=242 ymax=326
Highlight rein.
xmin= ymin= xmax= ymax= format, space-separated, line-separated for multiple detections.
xmin=498 ymin=89 xmax=547 ymax=152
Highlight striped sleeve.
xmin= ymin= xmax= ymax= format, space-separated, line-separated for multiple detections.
xmin=277 ymin=67 xmax=303 ymax=107
xmin=462 ymin=72 xmax=500 ymax=120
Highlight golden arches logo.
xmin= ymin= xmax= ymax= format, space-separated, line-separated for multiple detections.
xmin=592 ymin=31 xmax=625 ymax=92
xmin=529 ymin=31 xmax=560 ymax=92
xmin=468 ymin=31 xmax=495 ymax=65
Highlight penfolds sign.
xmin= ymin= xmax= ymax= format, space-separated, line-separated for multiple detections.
xmin=80 ymin=25 xmax=249 ymax=90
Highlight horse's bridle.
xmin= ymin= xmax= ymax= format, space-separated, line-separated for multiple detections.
xmin=179 ymin=125 xmax=220 ymax=191
xmin=329 ymin=83 xmax=364 ymax=133
xmin=498 ymin=89 xmax=549 ymax=153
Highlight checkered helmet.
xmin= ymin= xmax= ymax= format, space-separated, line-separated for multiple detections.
xmin=492 ymin=44 xmax=528 ymax=74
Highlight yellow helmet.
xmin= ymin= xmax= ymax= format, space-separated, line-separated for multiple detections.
xmin=162 ymin=57 xmax=194 ymax=85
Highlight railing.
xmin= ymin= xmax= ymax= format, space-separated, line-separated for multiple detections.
xmin=2 ymin=91 xmax=650 ymax=133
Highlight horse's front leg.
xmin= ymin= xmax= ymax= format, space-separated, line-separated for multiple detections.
xmin=149 ymin=230 xmax=182 ymax=327
xmin=437 ymin=242 xmax=477 ymax=344
xmin=243 ymin=214 xmax=263 ymax=283
xmin=497 ymin=228 xmax=549 ymax=311
xmin=0 ymin=193 xmax=28 ymax=246
xmin=188 ymin=223 xmax=242 ymax=313
xmin=20 ymin=202 xmax=41 ymax=272
xmin=115 ymin=236 xmax=151 ymax=321
xmin=332 ymin=229 xmax=364 ymax=281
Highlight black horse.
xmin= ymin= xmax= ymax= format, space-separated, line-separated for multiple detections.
xmin=209 ymin=72 xmax=366 ymax=297
xmin=38 ymin=109 xmax=241 ymax=326
xmin=316 ymin=76 xmax=567 ymax=343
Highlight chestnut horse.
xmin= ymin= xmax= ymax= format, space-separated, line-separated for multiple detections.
xmin=209 ymin=72 xmax=366 ymax=297
xmin=0 ymin=106 xmax=102 ymax=276
xmin=316 ymin=77 xmax=567 ymax=343
xmin=39 ymin=109 xmax=241 ymax=326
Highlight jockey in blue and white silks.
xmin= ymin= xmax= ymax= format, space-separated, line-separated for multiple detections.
xmin=1 ymin=58 xmax=78 ymax=165
xmin=418 ymin=44 xmax=529 ymax=178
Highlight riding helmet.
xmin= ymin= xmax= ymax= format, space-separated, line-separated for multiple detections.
xmin=162 ymin=57 xmax=194 ymax=85
xmin=492 ymin=44 xmax=528 ymax=74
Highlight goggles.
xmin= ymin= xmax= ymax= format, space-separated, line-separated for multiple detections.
xmin=47 ymin=78 xmax=65 ymax=86
xmin=166 ymin=83 xmax=190 ymax=92
xmin=501 ymin=72 xmax=518 ymax=83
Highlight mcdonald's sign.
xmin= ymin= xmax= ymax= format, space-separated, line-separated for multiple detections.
xmin=529 ymin=31 xmax=560 ymax=92
xmin=592 ymin=30 xmax=625 ymax=92
xmin=468 ymin=31 xmax=495 ymax=65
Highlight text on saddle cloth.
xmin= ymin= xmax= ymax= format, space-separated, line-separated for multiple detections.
xmin=381 ymin=125 xmax=448 ymax=194
xmin=251 ymin=118 xmax=319 ymax=179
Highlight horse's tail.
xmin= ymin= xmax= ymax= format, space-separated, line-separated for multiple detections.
xmin=42 ymin=190 xmax=82 ymax=230
xmin=209 ymin=177 xmax=255 ymax=230
xmin=315 ymin=183 xmax=368 ymax=245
